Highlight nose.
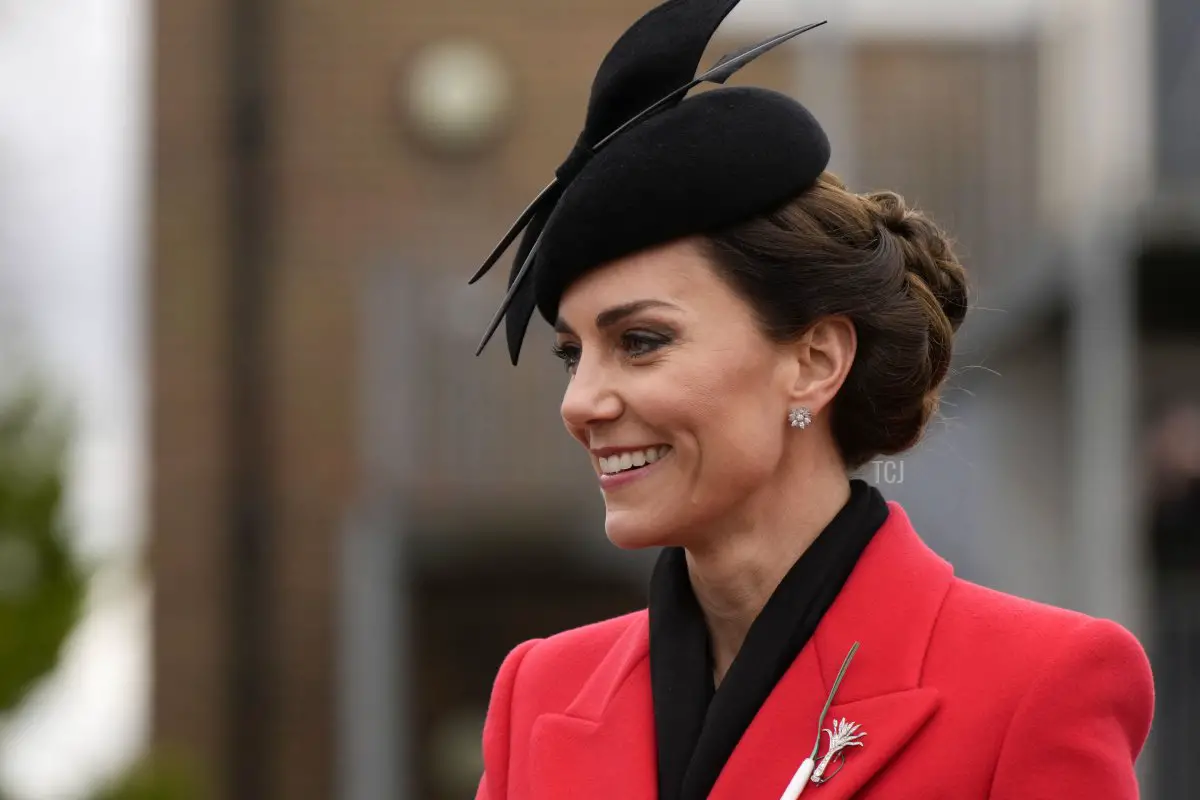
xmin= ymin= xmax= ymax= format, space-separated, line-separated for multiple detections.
xmin=560 ymin=357 xmax=623 ymax=432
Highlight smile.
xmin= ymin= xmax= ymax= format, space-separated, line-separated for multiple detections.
xmin=594 ymin=446 xmax=673 ymax=491
xmin=598 ymin=445 xmax=672 ymax=475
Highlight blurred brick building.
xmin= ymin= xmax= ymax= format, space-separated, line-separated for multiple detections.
xmin=151 ymin=1 xmax=1194 ymax=798
xmin=152 ymin=3 xmax=726 ymax=797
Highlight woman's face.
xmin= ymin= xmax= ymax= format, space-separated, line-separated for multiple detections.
xmin=553 ymin=238 xmax=803 ymax=549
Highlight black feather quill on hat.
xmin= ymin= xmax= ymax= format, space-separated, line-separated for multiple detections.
xmin=469 ymin=0 xmax=832 ymax=364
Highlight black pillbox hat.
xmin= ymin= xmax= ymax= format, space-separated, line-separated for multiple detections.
xmin=469 ymin=0 xmax=832 ymax=364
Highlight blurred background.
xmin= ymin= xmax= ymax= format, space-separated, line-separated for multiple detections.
xmin=0 ymin=0 xmax=1197 ymax=798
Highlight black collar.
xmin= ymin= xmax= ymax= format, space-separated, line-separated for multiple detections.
xmin=648 ymin=479 xmax=890 ymax=800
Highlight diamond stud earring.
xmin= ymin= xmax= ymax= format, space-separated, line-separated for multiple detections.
xmin=788 ymin=407 xmax=812 ymax=429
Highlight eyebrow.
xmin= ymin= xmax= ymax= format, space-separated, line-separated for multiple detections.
xmin=554 ymin=299 xmax=681 ymax=334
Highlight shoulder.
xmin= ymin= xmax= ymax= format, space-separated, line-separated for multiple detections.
xmin=532 ymin=608 xmax=647 ymax=654
xmin=931 ymin=580 xmax=1155 ymax=796
xmin=522 ymin=610 xmax=646 ymax=673
xmin=942 ymin=576 xmax=1146 ymax=658
xmin=931 ymin=576 xmax=1151 ymax=686
xmin=928 ymin=576 xmax=1153 ymax=762
xmin=491 ymin=610 xmax=647 ymax=707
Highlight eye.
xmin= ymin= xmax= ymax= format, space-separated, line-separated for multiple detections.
xmin=552 ymin=330 xmax=671 ymax=372
xmin=622 ymin=330 xmax=670 ymax=358
xmin=551 ymin=342 xmax=581 ymax=373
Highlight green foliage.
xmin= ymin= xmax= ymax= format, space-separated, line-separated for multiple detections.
xmin=0 ymin=376 xmax=204 ymax=798
xmin=0 ymin=382 xmax=86 ymax=715
xmin=88 ymin=750 xmax=208 ymax=800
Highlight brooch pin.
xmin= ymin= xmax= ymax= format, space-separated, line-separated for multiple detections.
xmin=778 ymin=642 xmax=866 ymax=799
xmin=811 ymin=718 xmax=866 ymax=784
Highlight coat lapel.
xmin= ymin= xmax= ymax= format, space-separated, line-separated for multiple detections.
xmin=528 ymin=614 xmax=658 ymax=800
xmin=705 ymin=651 xmax=940 ymax=800
xmin=712 ymin=503 xmax=954 ymax=799
xmin=528 ymin=503 xmax=953 ymax=800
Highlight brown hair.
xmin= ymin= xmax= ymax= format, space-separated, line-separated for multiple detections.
xmin=702 ymin=172 xmax=969 ymax=470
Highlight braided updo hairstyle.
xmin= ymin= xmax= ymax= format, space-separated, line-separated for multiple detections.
xmin=702 ymin=172 xmax=969 ymax=470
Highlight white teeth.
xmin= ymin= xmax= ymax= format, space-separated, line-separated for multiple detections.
xmin=599 ymin=446 xmax=671 ymax=475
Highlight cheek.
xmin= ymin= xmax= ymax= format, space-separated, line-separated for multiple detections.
xmin=669 ymin=357 xmax=787 ymax=484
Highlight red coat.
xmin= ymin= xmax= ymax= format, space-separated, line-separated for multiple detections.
xmin=476 ymin=503 xmax=1155 ymax=799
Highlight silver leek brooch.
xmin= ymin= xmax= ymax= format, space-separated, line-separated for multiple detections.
xmin=778 ymin=642 xmax=867 ymax=799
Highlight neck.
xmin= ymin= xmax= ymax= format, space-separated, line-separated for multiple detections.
xmin=684 ymin=462 xmax=851 ymax=686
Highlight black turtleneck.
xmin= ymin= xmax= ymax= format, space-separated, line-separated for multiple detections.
xmin=648 ymin=479 xmax=890 ymax=800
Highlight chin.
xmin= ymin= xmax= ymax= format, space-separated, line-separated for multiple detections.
xmin=602 ymin=507 xmax=683 ymax=550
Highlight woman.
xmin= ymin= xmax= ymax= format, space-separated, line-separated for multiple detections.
xmin=468 ymin=1 xmax=1154 ymax=798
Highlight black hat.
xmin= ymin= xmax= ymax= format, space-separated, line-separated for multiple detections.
xmin=469 ymin=0 xmax=832 ymax=364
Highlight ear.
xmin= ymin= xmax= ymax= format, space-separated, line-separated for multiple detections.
xmin=790 ymin=316 xmax=857 ymax=414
